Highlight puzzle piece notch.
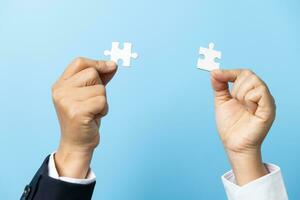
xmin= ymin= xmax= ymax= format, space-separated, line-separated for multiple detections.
xmin=197 ymin=42 xmax=222 ymax=71
xmin=104 ymin=42 xmax=138 ymax=67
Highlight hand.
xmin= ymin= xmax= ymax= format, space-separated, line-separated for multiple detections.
xmin=51 ymin=57 xmax=117 ymax=178
xmin=211 ymin=69 xmax=276 ymax=185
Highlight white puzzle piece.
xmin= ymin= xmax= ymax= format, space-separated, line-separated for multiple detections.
xmin=197 ymin=42 xmax=221 ymax=71
xmin=104 ymin=42 xmax=138 ymax=67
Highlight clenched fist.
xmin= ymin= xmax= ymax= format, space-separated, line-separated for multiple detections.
xmin=211 ymin=69 xmax=276 ymax=185
xmin=52 ymin=57 xmax=117 ymax=178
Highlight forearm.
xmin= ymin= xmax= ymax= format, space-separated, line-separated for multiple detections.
xmin=227 ymin=148 xmax=268 ymax=186
xmin=55 ymin=144 xmax=94 ymax=179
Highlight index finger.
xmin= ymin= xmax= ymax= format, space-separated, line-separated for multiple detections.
xmin=61 ymin=57 xmax=116 ymax=80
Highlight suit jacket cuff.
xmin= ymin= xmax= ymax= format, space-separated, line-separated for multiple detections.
xmin=48 ymin=152 xmax=96 ymax=185
xmin=21 ymin=155 xmax=96 ymax=200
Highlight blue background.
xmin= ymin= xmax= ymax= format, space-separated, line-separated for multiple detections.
xmin=0 ymin=0 xmax=299 ymax=199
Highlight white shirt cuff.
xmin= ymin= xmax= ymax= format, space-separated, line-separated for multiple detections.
xmin=48 ymin=152 xmax=96 ymax=185
xmin=222 ymin=163 xmax=288 ymax=200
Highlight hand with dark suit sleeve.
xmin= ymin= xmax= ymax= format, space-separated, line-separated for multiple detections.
xmin=21 ymin=57 xmax=117 ymax=200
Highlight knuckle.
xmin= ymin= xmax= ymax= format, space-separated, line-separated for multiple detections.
xmin=52 ymin=87 xmax=63 ymax=102
xmin=96 ymin=85 xmax=106 ymax=95
xmin=250 ymin=74 xmax=259 ymax=82
xmin=82 ymin=117 xmax=93 ymax=126
xmin=251 ymin=74 xmax=264 ymax=85
xmin=260 ymin=85 xmax=268 ymax=93
xmin=101 ymin=102 xmax=109 ymax=116
xmin=51 ymin=82 xmax=61 ymax=94
xmin=102 ymin=106 xmax=109 ymax=116
xmin=98 ymin=96 xmax=108 ymax=111
xmin=68 ymin=104 xmax=83 ymax=121
xmin=99 ymin=96 xmax=107 ymax=105
xmin=242 ymin=69 xmax=253 ymax=76
xmin=73 ymin=57 xmax=85 ymax=67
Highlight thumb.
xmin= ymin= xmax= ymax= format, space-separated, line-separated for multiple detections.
xmin=210 ymin=69 xmax=241 ymax=103
xmin=98 ymin=61 xmax=118 ymax=85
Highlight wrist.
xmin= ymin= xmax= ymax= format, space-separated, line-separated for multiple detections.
xmin=226 ymin=148 xmax=268 ymax=186
xmin=54 ymin=143 xmax=94 ymax=179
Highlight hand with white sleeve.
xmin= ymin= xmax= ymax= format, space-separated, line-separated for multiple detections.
xmin=210 ymin=69 xmax=276 ymax=186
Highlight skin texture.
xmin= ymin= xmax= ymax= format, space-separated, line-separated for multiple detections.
xmin=211 ymin=69 xmax=276 ymax=186
xmin=52 ymin=57 xmax=117 ymax=179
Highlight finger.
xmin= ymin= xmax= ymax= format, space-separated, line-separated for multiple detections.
xmin=236 ymin=74 xmax=265 ymax=102
xmin=61 ymin=57 xmax=117 ymax=85
xmin=211 ymin=69 xmax=242 ymax=83
xmin=65 ymin=85 xmax=106 ymax=101
xmin=210 ymin=69 xmax=242 ymax=104
xmin=66 ymin=67 xmax=102 ymax=87
xmin=81 ymin=96 xmax=109 ymax=117
xmin=100 ymin=61 xmax=118 ymax=85
xmin=210 ymin=73 xmax=231 ymax=103
xmin=231 ymin=70 xmax=254 ymax=98
xmin=245 ymin=85 xmax=275 ymax=121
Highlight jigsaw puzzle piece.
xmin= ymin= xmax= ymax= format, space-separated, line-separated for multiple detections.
xmin=197 ymin=42 xmax=221 ymax=71
xmin=104 ymin=42 xmax=138 ymax=67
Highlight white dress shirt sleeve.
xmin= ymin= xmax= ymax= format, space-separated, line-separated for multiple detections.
xmin=48 ymin=152 xmax=96 ymax=185
xmin=222 ymin=163 xmax=288 ymax=200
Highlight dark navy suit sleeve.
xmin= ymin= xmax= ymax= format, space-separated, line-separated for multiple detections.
xmin=20 ymin=155 xmax=96 ymax=200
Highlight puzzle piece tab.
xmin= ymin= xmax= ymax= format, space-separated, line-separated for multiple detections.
xmin=104 ymin=42 xmax=138 ymax=67
xmin=197 ymin=42 xmax=221 ymax=71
